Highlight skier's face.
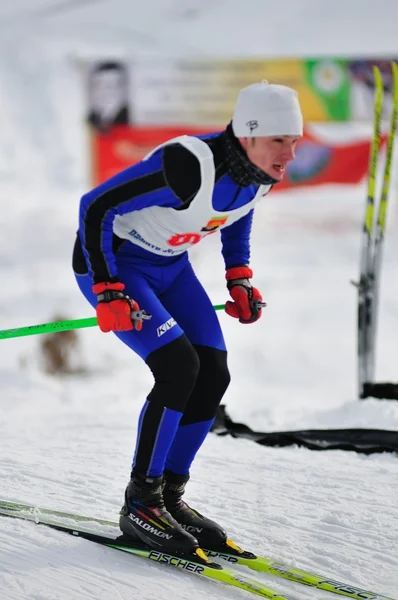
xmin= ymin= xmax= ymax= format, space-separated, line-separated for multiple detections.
xmin=240 ymin=135 xmax=300 ymax=180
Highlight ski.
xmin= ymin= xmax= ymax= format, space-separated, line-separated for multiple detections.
xmin=0 ymin=500 xmax=394 ymax=600
xmin=0 ymin=501 xmax=297 ymax=600
xmin=355 ymin=61 xmax=398 ymax=399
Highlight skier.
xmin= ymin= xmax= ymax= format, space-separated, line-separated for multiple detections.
xmin=73 ymin=80 xmax=303 ymax=556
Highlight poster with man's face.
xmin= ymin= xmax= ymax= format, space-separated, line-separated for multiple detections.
xmin=87 ymin=61 xmax=130 ymax=133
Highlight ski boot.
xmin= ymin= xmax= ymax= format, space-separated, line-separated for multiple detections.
xmin=162 ymin=470 xmax=228 ymax=549
xmin=119 ymin=471 xmax=202 ymax=557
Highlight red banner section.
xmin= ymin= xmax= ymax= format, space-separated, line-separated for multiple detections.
xmin=91 ymin=125 xmax=374 ymax=190
xmin=275 ymin=129 xmax=374 ymax=191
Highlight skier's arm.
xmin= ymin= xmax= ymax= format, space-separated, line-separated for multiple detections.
xmin=220 ymin=210 xmax=253 ymax=269
xmin=221 ymin=211 xmax=265 ymax=324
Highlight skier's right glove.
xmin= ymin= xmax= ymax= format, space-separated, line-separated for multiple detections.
xmin=92 ymin=281 xmax=150 ymax=333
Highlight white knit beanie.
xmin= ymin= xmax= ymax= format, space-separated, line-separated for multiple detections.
xmin=232 ymin=80 xmax=303 ymax=137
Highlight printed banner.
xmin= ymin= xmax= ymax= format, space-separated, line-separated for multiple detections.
xmin=129 ymin=58 xmax=349 ymax=125
xmin=90 ymin=125 xmax=374 ymax=191
xmin=84 ymin=57 xmax=398 ymax=130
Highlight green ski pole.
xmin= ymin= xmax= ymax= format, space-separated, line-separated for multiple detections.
xmin=0 ymin=304 xmax=226 ymax=341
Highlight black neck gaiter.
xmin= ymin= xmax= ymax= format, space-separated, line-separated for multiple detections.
xmin=221 ymin=122 xmax=280 ymax=187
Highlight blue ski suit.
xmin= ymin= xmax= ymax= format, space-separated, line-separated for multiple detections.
xmin=73 ymin=127 xmax=271 ymax=477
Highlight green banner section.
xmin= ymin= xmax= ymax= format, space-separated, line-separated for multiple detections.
xmin=303 ymin=59 xmax=351 ymax=120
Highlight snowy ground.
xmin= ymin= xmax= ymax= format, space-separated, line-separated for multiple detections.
xmin=1 ymin=368 xmax=398 ymax=599
xmin=1 ymin=1 xmax=398 ymax=599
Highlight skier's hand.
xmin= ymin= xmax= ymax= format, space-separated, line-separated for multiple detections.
xmin=225 ymin=266 xmax=266 ymax=324
xmin=92 ymin=281 xmax=151 ymax=333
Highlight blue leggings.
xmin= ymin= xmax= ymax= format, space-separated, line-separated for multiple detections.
xmin=75 ymin=257 xmax=230 ymax=477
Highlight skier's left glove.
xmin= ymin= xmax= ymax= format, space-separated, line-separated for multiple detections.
xmin=225 ymin=266 xmax=266 ymax=324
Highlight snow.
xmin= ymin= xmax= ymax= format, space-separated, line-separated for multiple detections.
xmin=1 ymin=1 xmax=398 ymax=598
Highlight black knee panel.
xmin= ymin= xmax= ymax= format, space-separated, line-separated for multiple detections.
xmin=145 ymin=335 xmax=200 ymax=413
xmin=180 ymin=345 xmax=231 ymax=425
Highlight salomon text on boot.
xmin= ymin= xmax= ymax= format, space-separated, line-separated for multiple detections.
xmin=119 ymin=471 xmax=202 ymax=556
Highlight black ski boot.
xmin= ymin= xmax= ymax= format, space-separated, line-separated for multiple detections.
xmin=119 ymin=472 xmax=202 ymax=556
xmin=162 ymin=470 xmax=227 ymax=549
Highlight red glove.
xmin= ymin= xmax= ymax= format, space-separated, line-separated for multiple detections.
xmin=93 ymin=281 xmax=143 ymax=333
xmin=225 ymin=266 xmax=266 ymax=324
